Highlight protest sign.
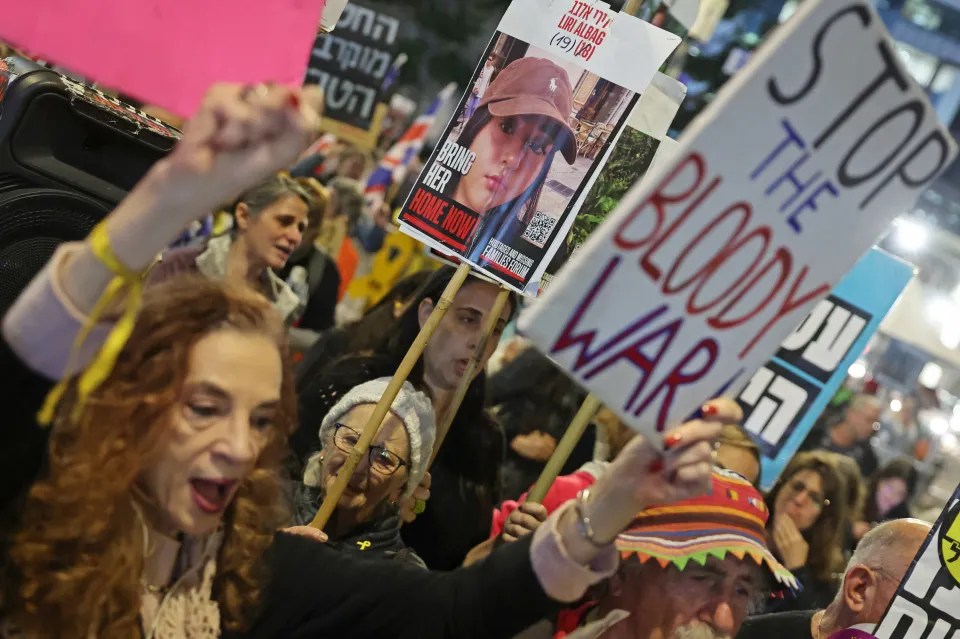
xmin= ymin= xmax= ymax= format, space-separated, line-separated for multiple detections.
xmin=0 ymin=0 xmax=324 ymax=117
xmin=528 ymin=72 xmax=687 ymax=296
xmin=517 ymin=0 xmax=956 ymax=439
xmin=874 ymin=483 xmax=960 ymax=639
xmin=397 ymin=0 xmax=681 ymax=292
xmin=305 ymin=2 xmax=402 ymax=130
xmin=737 ymin=248 xmax=913 ymax=491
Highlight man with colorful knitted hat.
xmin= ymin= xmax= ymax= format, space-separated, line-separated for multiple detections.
xmin=553 ymin=468 xmax=797 ymax=639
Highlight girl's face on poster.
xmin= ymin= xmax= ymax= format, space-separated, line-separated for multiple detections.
xmin=456 ymin=114 xmax=555 ymax=213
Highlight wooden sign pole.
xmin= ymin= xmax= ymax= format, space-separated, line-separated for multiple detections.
xmin=310 ymin=261 xmax=472 ymax=529
xmin=428 ymin=286 xmax=512 ymax=468
xmin=526 ymin=394 xmax=602 ymax=504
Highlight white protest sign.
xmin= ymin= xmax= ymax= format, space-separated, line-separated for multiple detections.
xmin=527 ymin=73 xmax=687 ymax=296
xmin=518 ymin=0 xmax=956 ymax=435
xmin=397 ymin=0 xmax=680 ymax=293
xmin=874 ymin=485 xmax=960 ymax=639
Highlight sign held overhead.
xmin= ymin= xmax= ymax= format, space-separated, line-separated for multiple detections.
xmin=519 ymin=0 xmax=956 ymax=438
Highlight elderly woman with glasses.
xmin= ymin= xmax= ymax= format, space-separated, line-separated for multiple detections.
xmin=295 ymin=378 xmax=435 ymax=567
xmin=764 ymin=450 xmax=851 ymax=613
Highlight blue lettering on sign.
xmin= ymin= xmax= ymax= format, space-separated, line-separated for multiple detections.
xmin=749 ymin=118 xmax=840 ymax=235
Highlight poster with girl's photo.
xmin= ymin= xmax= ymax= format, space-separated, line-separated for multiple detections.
xmin=528 ymin=72 xmax=687 ymax=296
xmin=398 ymin=0 xmax=680 ymax=292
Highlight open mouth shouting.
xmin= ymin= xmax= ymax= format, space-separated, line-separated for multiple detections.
xmin=189 ymin=478 xmax=239 ymax=515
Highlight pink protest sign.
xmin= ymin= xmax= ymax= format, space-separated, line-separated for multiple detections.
xmin=0 ymin=0 xmax=326 ymax=117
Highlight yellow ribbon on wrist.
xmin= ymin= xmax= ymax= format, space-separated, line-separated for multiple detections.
xmin=37 ymin=221 xmax=145 ymax=425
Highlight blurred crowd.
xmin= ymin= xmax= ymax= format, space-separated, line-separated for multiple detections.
xmin=0 ymin=62 xmax=943 ymax=639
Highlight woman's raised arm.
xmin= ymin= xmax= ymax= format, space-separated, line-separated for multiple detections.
xmin=2 ymin=84 xmax=323 ymax=378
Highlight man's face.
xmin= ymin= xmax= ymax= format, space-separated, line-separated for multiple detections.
xmin=847 ymin=402 xmax=881 ymax=441
xmin=605 ymin=556 xmax=765 ymax=639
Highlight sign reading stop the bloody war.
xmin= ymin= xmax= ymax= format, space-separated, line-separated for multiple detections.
xmin=305 ymin=2 xmax=401 ymax=129
xmin=517 ymin=0 xmax=956 ymax=439
xmin=873 ymin=485 xmax=960 ymax=639
xmin=738 ymin=248 xmax=912 ymax=491
xmin=398 ymin=0 xmax=681 ymax=292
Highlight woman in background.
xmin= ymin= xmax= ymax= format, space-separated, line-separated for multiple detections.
xmin=855 ymin=457 xmax=917 ymax=541
xmin=295 ymin=378 xmax=434 ymax=568
xmin=278 ymin=177 xmax=342 ymax=339
xmin=295 ymin=267 xmax=516 ymax=570
xmin=148 ymin=173 xmax=312 ymax=324
xmin=764 ymin=451 xmax=850 ymax=612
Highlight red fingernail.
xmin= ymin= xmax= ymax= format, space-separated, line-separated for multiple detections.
xmin=287 ymin=93 xmax=301 ymax=109
xmin=648 ymin=458 xmax=664 ymax=473
xmin=664 ymin=433 xmax=683 ymax=449
xmin=702 ymin=405 xmax=718 ymax=417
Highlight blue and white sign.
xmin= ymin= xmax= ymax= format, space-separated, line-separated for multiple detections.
xmin=738 ymin=248 xmax=913 ymax=491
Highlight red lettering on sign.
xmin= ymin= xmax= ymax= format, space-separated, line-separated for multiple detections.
xmin=407 ymin=187 xmax=448 ymax=224
xmin=604 ymin=151 xmax=830 ymax=361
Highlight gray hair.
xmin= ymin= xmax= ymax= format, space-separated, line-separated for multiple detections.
xmin=235 ymin=174 xmax=313 ymax=218
xmin=834 ymin=518 xmax=933 ymax=604
xmin=305 ymin=378 xmax=436 ymax=498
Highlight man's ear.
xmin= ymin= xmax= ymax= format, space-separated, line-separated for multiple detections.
xmin=842 ymin=565 xmax=876 ymax=615
xmin=234 ymin=202 xmax=252 ymax=231
xmin=417 ymin=298 xmax=435 ymax=330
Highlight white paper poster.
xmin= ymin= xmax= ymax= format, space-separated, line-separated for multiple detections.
xmin=518 ymin=0 xmax=956 ymax=437
xmin=398 ymin=0 xmax=680 ymax=292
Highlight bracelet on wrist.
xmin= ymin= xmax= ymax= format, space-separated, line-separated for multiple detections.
xmin=573 ymin=488 xmax=612 ymax=548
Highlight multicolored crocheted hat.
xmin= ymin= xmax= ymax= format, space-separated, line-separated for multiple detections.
xmin=615 ymin=467 xmax=798 ymax=590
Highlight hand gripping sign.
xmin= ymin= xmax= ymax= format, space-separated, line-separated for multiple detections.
xmin=518 ymin=0 xmax=955 ymax=438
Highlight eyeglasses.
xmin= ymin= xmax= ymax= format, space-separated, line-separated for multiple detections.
xmin=333 ymin=424 xmax=408 ymax=476
xmin=787 ymin=479 xmax=831 ymax=509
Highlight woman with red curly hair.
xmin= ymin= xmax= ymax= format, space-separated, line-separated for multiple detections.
xmin=0 ymin=81 xmax=324 ymax=639
xmin=1 ymin=82 xmax=725 ymax=639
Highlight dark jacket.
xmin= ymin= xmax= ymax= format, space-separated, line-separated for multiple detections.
xmin=1 ymin=336 xmax=559 ymax=639
xmin=764 ymin=565 xmax=837 ymax=614
xmin=235 ymin=531 xmax=556 ymax=638
xmin=293 ymin=483 xmax=426 ymax=569
xmin=277 ymin=244 xmax=341 ymax=333
xmin=487 ymin=348 xmax=591 ymax=500
xmin=295 ymin=353 xmax=505 ymax=571
xmin=737 ymin=610 xmax=814 ymax=639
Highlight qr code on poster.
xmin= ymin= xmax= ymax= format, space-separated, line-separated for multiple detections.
xmin=522 ymin=211 xmax=557 ymax=248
